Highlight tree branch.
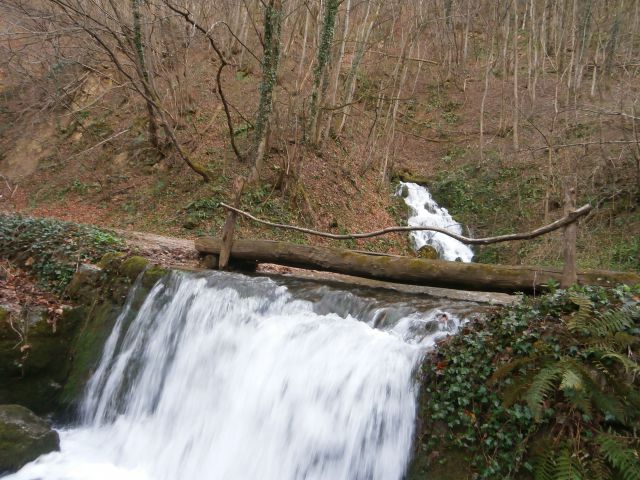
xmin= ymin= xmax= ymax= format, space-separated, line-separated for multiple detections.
xmin=220 ymin=203 xmax=592 ymax=245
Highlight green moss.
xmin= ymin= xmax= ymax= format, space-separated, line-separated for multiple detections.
xmin=0 ymin=308 xmax=81 ymax=414
xmin=120 ymin=256 xmax=149 ymax=280
xmin=59 ymin=304 xmax=117 ymax=409
xmin=66 ymin=265 xmax=104 ymax=304
xmin=406 ymin=447 xmax=474 ymax=480
xmin=0 ymin=404 xmax=59 ymax=474
xmin=97 ymin=251 xmax=126 ymax=271
xmin=418 ymin=245 xmax=439 ymax=260
xmin=142 ymin=266 xmax=167 ymax=288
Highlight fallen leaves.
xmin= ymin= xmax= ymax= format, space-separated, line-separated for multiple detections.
xmin=0 ymin=260 xmax=70 ymax=325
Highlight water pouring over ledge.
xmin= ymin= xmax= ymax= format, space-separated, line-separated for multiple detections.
xmin=3 ymin=270 xmax=474 ymax=480
xmin=397 ymin=181 xmax=474 ymax=262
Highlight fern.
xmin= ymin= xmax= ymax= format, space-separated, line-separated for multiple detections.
xmin=599 ymin=351 xmax=640 ymax=377
xmin=567 ymin=295 xmax=637 ymax=337
xmin=594 ymin=306 xmax=637 ymax=336
xmin=568 ymin=294 xmax=595 ymax=334
xmin=534 ymin=448 xmax=559 ymax=480
xmin=588 ymin=378 xmax=628 ymax=423
xmin=587 ymin=453 xmax=613 ymax=480
xmin=597 ymin=434 xmax=640 ymax=480
xmin=559 ymin=367 xmax=584 ymax=391
xmin=555 ymin=447 xmax=583 ymax=480
xmin=526 ymin=365 xmax=563 ymax=420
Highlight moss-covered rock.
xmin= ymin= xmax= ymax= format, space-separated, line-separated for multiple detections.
xmin=66 ymin=264 xmax=104 ymax=304
xmin=96 ymin=251 xmax=127 ymax=271
xmin=59 ymin=304 xmax=119 ymax=410
xmin=393 ymin=170 xmax=431 ymax=186
xmin=0 ymin=306 xmax=80 ymax=414
xmin=0 ymin=252 xmax=167 ymax=416
xmin=59 ymin=256 xmax=166 ymax=414
xmin=120 ymin=256 xmax=149 ymax=280
xmin=142 ymin=265 xmax=168 ymax=288
xmin=417 ymin=245 xmax=440 ymax=260
xmin=0 ymin=404 xmax=59 ymax=474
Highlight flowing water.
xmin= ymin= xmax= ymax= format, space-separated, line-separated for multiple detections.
xmin=5 ymin=271 xmax=479 ymax=480
xmin=397 ymin=181 xmax=474 ymax=262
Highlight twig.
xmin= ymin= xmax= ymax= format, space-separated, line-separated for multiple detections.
xmin=63 ymin=128 xmax=130 ymax=163
xmin=220 ymin=203 xmax=592 ymax=245
xmin=529 ymin=140 xmax=640 ymax=152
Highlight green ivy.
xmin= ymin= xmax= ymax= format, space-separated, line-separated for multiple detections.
xmin=415 ymin=285 xmax=640 ymax=479
xmin=0 ymin=213 xmax=125 ymax=293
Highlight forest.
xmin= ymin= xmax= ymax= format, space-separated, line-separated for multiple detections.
xmin=0 ymin=0 xmax=637 ymax=268
xmin=0 ymin=1 xmax=639 ymax=480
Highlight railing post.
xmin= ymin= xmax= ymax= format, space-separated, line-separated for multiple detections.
xmin=219 ymin=176 xmax=245 ymax=270
xmin=561 ymin=174 xmax=578 ymax=288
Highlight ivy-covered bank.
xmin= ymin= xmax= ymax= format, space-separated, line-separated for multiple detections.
xmin=0 ymin=214 xmax=167 ymax=416
xmin=0 ymin=213 xmax=125 ymax=293
xmin=408 ymin=285 xmax=640 ymax=480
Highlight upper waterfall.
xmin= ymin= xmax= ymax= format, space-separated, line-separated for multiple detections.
xmin=5 ymin=271 xmax=468 ymax=480
xmin=398 ymin=181 xmax=474 ymax=262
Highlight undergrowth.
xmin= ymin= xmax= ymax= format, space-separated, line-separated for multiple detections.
xmin=0 ymin=213 xmax=125 ymax=293
xmin=411 ymin=285 xmax=640 ymax=480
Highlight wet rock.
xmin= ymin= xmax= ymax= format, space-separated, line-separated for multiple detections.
xmin=0 ymin=404 xmax=59 ymax=474
xmin=201 ymin=254 xmax=219 ymax=269
xmin=182 ymin=217 xmax=199 ymax=230
xmin=417 ymin=245 xmax=440 ymax=260
xmin=0 ymin=305 xmax=79 ymax=414
xmin=120 ymin=256 xmax=149 ymax=280
xmin=66 ymin=264 xmax=103 ymax=304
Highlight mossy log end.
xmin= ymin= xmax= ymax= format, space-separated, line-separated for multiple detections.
xmin=195 ymin=238 xmax=640 ymax=293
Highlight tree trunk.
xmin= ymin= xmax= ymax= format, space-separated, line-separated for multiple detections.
xmin=195 ymin=238 xmax=640 ymax=293
xmin=132 ymin=0 xmax=160 ymax=151
xmin=322 ymin=0 xmax=351 ymax=144
xmin=561 ymin=174 xmax=578 ymax=288
xmin=308 ymin=0 xmax=341 ymax=144
xmin=250 ymin=0 xmax=284 ymax=183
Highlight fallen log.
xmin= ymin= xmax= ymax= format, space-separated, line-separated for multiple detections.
xmin=195 ymin=238 xmax=640 ymax=293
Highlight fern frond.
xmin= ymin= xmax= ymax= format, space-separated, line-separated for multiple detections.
xmin=490 ymin=357 xmax=531 ymax=384
xmin=534 ymin=448 xmax=558 ymax=480
xmin=555 ymin=447 xmax=584 ymax=480
xmin=585 ymin=332 xmax=639 ymax=353
xmin=587 ymin=450 xmax=613 ymax=480
xmin=568 ymin=294 xmax=595 ymax=334
xmin=591 ymin=387 xmax=627 ymax=424
xmin=597 ymin=433 xmax=640 ymax=480
xmin=600 ymin=352 xmax=640 ymax=377
xmin=594 ymin=306 xmax=636 ymax=336
xmin=560 ymin=367 xmax=584 ymax=391
xmin=564 ymin=387 xmax=593 ymax=417
xmin=526 ymin=365 xmax=563 ymax=421
xmin=501 ymin=377 xmax=532 ymax=408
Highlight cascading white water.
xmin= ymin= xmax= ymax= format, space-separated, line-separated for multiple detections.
xmin=5 ymin=271 xmax=467 ymax=480
xmin=397 ymin=181 xmax=474 ymax=262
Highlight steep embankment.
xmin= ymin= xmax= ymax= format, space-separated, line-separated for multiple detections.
xmin=0 ymin=0 xmax=638 ymax=271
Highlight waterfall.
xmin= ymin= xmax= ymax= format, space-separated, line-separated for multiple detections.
xmin=5 ymin=271 xmax=468 ymax=480
xmin=398 ymin=181 xmax=474 ymax=262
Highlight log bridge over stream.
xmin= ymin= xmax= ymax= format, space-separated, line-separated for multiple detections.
xmin=195 ymin=237 xmax=639 ymax=294
xmin=195 ymin=175 xmax=639 ymax=294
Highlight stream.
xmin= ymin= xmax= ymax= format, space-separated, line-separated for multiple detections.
xmin=4 ymin=270 xmax=481 ymax=480
xmin=4 ymin=183 xmax=480 ymax=479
